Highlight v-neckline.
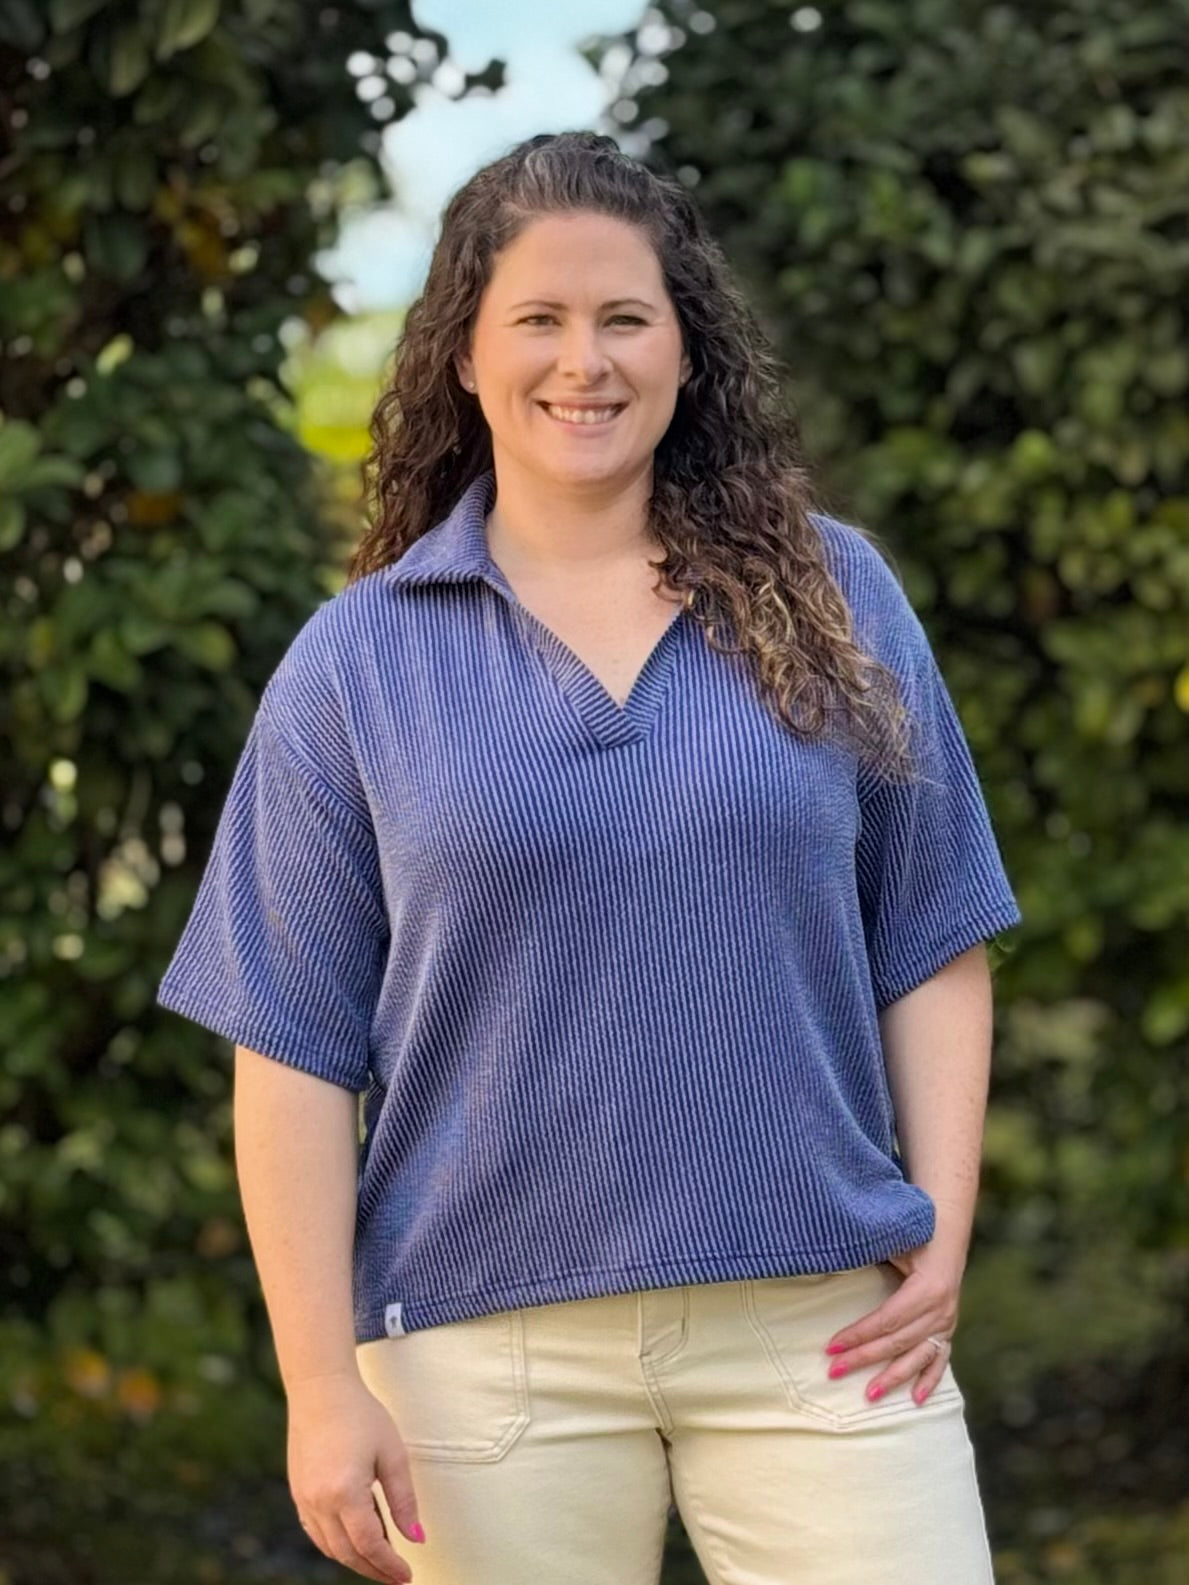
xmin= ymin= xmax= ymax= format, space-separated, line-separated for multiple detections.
xmin=483 ymin=569 xmax=685 ymax=749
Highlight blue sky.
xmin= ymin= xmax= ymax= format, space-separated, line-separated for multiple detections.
xmin=316 ymin=0 xmax=659 ymax=311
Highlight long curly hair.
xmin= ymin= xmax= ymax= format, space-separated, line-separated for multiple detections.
xmin=347 ymin=130 xmax=915 ymax=783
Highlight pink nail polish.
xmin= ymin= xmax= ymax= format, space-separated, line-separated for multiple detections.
xmin=410 ymin=1523 xmax=426 ymax=1543
xmin=828 ymin=1361 xmax=848 ymax=1378
xmin=867 ymin=1383 xmax=884 ymax=1401
xmin=825 ymin=1342 xmax=846 ymax=1355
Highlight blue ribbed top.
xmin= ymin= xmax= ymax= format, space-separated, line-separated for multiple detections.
xmin=156 ymin=469 xmax=1023 ymax=1341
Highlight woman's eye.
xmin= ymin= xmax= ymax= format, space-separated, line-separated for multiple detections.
xmin=517 ymin=314 xmax=644 ymax=326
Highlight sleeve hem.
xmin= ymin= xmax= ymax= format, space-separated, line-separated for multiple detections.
xmin=155 ymin=980 xmax=369 ymax=1093
xmin=870 ymin=901 xmax=1023 ymax=1013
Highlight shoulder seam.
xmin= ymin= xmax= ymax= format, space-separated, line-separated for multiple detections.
xmin=256 ymin=700 xmax=375 ymax=838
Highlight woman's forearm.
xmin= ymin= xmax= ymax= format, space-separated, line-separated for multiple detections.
xmin=877 ymin=943 xmax=995 ymax=1269
xmin=233 ymin=1045 xmax=363 ymax=1395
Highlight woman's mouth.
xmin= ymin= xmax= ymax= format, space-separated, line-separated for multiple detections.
xmin=538 ymin=402 xmax=626 ymax=428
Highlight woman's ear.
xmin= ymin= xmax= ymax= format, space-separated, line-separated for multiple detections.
xmin=455 ymin=353 xmax=475 ymax=392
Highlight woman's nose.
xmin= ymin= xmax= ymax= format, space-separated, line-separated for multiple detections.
xmin=556 ymin=326 xmax=611 ymax=380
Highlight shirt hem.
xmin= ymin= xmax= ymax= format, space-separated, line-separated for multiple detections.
xmin=354 ymin=1213 xmax=937 ymax=1341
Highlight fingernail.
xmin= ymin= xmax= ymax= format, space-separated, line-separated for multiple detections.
xmin=825 ymin=1342 xmax=846 ymax=1355
xmin=828 ymin=1362 xmax=848 ymax=1378
xmin=913 ymin=1388 xmax=927 ymax=1405
xmin=866 ymin=1383 xmax=884 ymax=1401
xmin=410 ymin=1523 xmax=426 ymax=1543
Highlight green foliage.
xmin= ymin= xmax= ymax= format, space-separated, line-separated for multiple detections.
xmin=644 ymin=0 xmax=1189 ymax=1572
xmin=0 ymin=2 xmax=437 ymax=1575
xmin=4 ymin=0 xmax=1187 ymax=1578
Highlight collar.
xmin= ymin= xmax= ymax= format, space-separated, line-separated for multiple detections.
xmin=380 ymin=472 xmax=846 ymax=593
xmin=380 ymin=470 xmax=499 ymax=587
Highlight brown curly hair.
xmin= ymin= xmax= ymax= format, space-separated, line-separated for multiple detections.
xmin=347 ymin=130 xmax=915 ymax=783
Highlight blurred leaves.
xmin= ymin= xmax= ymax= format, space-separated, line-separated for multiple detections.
xmin=647 ymin=0 xmax=1189 ymax=1575
xmin=0 ymin=1 xmax=430 ymax=1579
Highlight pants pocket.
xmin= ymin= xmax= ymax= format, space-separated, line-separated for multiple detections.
xmin=356 ymin=1307 xmax=531 ymax=1462
xmin=742 ymin=1263 xmax=965 ymax=1429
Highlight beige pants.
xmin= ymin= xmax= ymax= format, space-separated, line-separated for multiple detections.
xmin=356 ymin=1262 xmax=995 ymax=1584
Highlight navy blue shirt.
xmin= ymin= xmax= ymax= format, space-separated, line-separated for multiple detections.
xmin=156 ymin=470 xmax=1023 ymax=1341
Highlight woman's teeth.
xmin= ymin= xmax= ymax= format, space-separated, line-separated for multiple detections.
xmin=543 ymin=403 xmax=623 ymax=425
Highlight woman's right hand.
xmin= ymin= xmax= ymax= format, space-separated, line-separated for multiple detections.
xmin=286 ymin=1370 xmax=425 ymax=1584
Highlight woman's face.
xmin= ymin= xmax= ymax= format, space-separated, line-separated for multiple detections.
xmin=455 ymin=210 xmax=691 ymax=493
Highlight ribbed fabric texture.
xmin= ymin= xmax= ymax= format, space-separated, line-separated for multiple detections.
xmin=156 ymin=469 xmax=1023 ymax=1341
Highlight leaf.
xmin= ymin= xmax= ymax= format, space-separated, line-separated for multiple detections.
xmin=47 ymin=0 xmax=109 ymax=31
xmin=1142 ymin=982 xmax=1189 ymax=1045
xmin=108 ymin=18 xmax=152 ymax=97
xmin=996 ymin=105 xmax=1058 ymax=163
xmin=89 ymin=628 xmax=143 ymax=692
xmin=83 ymin=212 xmax=149 ymax=283
xmin=40 ymin=661 xmax=89 ymax=723
xmin=175 ymin=622 xmax=236 ymax=670
xmin=0 ymin=420 xmax=41 ymax=489
xmin=113 ymin=145 xmax=158 ymax=211
xmin=119 ymin=614 xmax=170 ymax=654
xmin=201 ymin=578 xmax=259 ymax=620
xmin=132 ymin=72 xmax=188 ymax=125
xmin=0 ymin=497 xmax=26 ymax=550
xmin=153 ymin=0 xmax=221 ymax=63
xmin=13 ymin=455 xmax=86 ymax=493
xmin=177 ymin=92 xmax=225 ymax=149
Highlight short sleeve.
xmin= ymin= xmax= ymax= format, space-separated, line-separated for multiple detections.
xmin=155 ymin=703 xmax=389 ymax=1091
xmin=839 ymin=538 xmax=1022 ymax=1011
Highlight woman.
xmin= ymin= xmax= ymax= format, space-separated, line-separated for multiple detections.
xmin=157 ymin=131 xmax=1022 ymax=1585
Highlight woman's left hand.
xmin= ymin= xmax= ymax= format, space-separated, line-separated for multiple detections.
xmin=822 ymin=1243 xmax=965 ymax=1407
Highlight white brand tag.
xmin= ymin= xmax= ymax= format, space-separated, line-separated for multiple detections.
xmin=384 ymin=1302 xmax=405 ymax=1338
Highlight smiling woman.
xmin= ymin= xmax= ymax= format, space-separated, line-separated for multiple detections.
xmin=451 ymin=209 xmax=692 ymax=564
xmin=351 ymin=133 xmax=925 ymax=787
xmin=156 ymin=129 xmax=1021 ymax=1585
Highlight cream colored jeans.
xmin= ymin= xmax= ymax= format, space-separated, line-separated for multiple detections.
xmin=355 ymin=1262 xmax=995 ymax=1584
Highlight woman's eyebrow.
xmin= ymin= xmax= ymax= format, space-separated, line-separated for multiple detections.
xmin=507 ymin=297 xmax=657 ymax=311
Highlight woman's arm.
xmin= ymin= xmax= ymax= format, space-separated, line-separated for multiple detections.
xmin=878 ymin=941 xmax=994 ymax=1273
xmin=233 ymin=1045 xmax=363 ymax=1392
xmin=821 ymin=942 xmax=995 ymax=1403
xmin=235 ymin=1047 xmax=428 ymax=1578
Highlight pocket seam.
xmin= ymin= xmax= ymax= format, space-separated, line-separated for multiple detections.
xmin=742 ymin=1274 xmax=964 ymax=1429
xmin=375 ymin=1309 xmax=532 ymax=1464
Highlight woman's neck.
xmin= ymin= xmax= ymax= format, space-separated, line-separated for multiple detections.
xmin=483 ymin=464 xmax=660 ymax=578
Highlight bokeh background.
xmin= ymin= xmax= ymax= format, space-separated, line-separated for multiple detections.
xmin=2 ymin=2 xmax=1187 ymax=1581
